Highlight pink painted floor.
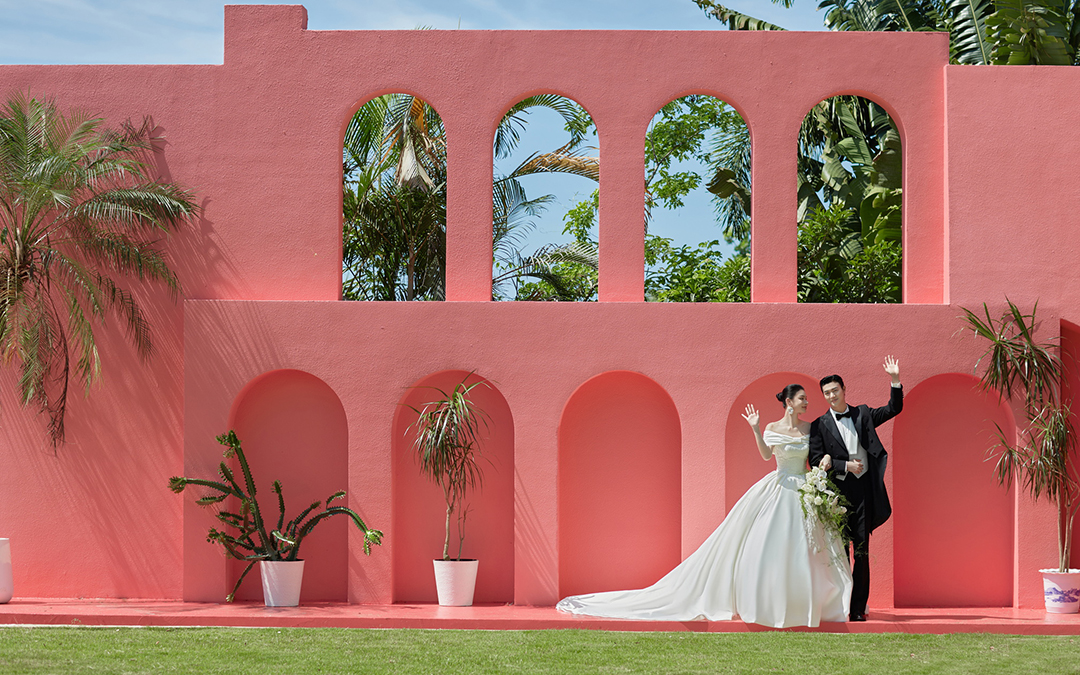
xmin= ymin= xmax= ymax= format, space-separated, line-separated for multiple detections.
xmin=1 ymin=600 xmax=1078 ymax=634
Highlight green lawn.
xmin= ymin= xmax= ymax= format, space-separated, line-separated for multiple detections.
xmin=2 ymin=627 xmax=1079 ymax=674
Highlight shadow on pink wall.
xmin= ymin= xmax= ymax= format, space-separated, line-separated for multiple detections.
xmin=724 ymin=373 xmax=826 ymax=512
xmin=392 ymin=371 xmax=514 ymax=603
xmin=228 ymin=369 xmax=349 ymax=602
xmin=558 ymin=371 xmax=681 ymax=598
xmin=893 ymin=373 xmax=1014 ymax=607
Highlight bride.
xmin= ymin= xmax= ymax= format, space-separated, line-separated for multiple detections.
xmin=556 ymin=384 xmax=853 ymax=628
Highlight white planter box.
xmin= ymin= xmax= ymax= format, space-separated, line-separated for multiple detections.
xmin=260 ymin=560 xmax=305 ymax=607
xmin=433 ymin=559 xmax=479 ymax=606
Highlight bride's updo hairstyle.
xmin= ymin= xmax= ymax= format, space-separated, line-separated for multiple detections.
xmin=775 ymin=384 xmax=805 ymax=406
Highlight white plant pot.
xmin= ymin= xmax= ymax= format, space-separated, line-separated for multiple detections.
xmin=260 ymin=560 xmax=305 ymax=607
xmin=0 ymin=539 xmax=11 ymax=604
xmin=1040 ymin=568 xmax=1080 ymax=614
xmin=433 ymin=559 xmax=479 ymax=607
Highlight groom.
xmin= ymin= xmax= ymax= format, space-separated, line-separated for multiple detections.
xmin=808 ymin=356 xmax=902 ymax=622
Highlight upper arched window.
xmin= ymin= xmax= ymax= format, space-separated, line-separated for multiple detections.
xmin=796 ymin=95 xmax=902 ymax=303
xmin=491 ymin=95 xmax=599 ymax=301
xmin=643 ymin=94 xmax=750 ymax=303
xmin=342 ymin=93 xmax=446 ymax=301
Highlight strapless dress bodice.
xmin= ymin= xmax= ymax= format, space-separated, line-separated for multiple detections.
xmin=761 ymin=430 xmax=810 ymax=486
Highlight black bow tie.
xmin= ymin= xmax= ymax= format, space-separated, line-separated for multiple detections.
xmin=835 ymin=410 xmax=853 ymax=420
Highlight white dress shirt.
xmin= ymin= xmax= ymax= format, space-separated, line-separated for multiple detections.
xmin=834 ymin=408 xmax=867 ymax=479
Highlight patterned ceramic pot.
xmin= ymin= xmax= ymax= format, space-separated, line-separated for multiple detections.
xmin=1040 ymin=569 xmax=1080 ymax=614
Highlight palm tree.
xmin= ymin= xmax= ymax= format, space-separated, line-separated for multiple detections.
xmin=0 ymin=93 xmax=198 ymax=445
xmin=343 ymin=95 xmax=446 ymax=301
xmin=491 ymin=96 xmax=599 ymax=300
xmin=342 ymin=93 xmax=599 ymax=302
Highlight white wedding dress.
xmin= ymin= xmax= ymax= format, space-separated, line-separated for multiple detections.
xmin=557 ymin=430 xmax=852 ymax=628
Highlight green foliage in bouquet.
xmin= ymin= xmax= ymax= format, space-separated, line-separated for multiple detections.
xmin=799 ymin=466 xmax=853 ymax=553
xmin=169 ymin=430 xmax=384 ymax=601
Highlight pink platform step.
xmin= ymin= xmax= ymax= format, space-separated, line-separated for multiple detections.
xmin=1 ymin=600 xmax=1078 ymax=634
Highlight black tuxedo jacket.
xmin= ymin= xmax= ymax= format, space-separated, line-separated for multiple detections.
xmin=808 ymin=385 xmax=903 ymax=536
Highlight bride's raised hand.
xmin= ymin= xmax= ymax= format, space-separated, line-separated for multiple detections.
xmin=741 ymin=404 xmax=760 ymax=428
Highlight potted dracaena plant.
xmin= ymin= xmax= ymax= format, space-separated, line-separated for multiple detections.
xmin=169 ymin=430 xmax=383 ymax=606
xmin=406 ymin=376 xmax=491 ymax=606
xmin=961 ymin=299 xmax=1080 ymax=613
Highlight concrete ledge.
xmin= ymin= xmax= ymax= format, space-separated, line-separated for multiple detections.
xmin=1 ymin=600 xmax=1078 ymax=634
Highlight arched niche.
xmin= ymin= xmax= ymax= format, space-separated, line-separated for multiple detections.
xmin=892 ymin=373 xmax=1014 ymax=607
xmin=724 ymin=372 xmax=824 ymax=512
xmin=796 ymin=93 xmax=903 ymax=304
xmin=392 ymin=370 xmax=514 ymax=603
xmin=1059 ymin=319 xmax=1080 ymax=572
xmin=227 ymin=369 xmax=349 ymax=602
xmin=341 ymin=92 xmax=447 ymax=301
xmin=644 ymin=93 xmax=751 ymax=303
xmin=558 ymin=371 xmax=681 ymax=598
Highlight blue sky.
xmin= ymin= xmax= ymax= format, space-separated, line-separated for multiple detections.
xmin=0 ymin=1 xmax=830 ymax=267
xmin=0 ymin=2 xmax=826 ymax=64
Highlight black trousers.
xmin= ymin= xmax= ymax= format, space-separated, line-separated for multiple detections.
xmin=839 ymin=473 xmax=871 ymax=617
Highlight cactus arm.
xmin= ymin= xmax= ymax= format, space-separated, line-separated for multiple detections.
xmin=226 ymin=561 xmax=257 ymax=603
xmin=284 ymin=500 xmax=322 ymax=536
xmin=292 ymin=506 xmax=384 ymax=557
xmin=170 ymin=476 xmax=235 ymax=497
xmin=273 ymin=481 xmax=286 ymax=532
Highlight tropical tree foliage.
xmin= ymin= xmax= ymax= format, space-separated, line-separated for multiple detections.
xmin=490 ymin=96 xmax=599 ymax=301
xmin=343 ymin=95 xmax=446 ymax=301
xmin=699 ymin=0 xmax=1080 ymax=65
xmin=530 ymin=95 xmax=753 ymax=303
xmin=798 ymin=202 xmax=902 ymax=303
xmin=690 ymin=2 xmax=909 ymax=303
xmin=0 ymin=93 xmax=198 ymax=445
xmin=342 ymin=94 xmax=599 ymax=302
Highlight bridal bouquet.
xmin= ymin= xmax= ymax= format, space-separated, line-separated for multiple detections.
xmin=799 ymin=466 xmax=852 ymax=552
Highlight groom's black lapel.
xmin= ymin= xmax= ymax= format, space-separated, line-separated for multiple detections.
xmin=824 ymin=409 xmax=845 ymax=448
xmin=852 ymin=406 xmax=872 ymax=452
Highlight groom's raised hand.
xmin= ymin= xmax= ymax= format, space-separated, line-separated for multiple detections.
xmin=883 ymin=355 xmax=900 ymax=385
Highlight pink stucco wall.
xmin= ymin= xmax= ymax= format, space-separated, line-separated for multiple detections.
xmin=0 ymin=5 xmax=1076 ymax=610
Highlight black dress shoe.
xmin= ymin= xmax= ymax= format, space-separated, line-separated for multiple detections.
xmin=849 ymin=613 xmax=867 ymax=622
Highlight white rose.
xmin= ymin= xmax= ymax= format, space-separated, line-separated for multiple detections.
xmin=814 ymin=496 xmax=823 ymax=505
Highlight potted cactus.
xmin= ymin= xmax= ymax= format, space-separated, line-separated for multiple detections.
xmin=169 ymin=430 xmax=383 ymax=606
xmin=961 ymin=300 xmax=1080 ymax=613
xmin=406 ymin=377 xmax=491 ymax=606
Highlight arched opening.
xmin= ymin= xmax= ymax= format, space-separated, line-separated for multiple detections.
xmin=796 ymin=95 xmax=902 ymax=303
xmin=644 ymin=94 xmax=751 ymax=303
xmin=342 ymin=93 xmax=446 ymax=301
xmin=558 ymin=371 xmax=681 ymax=597
xmin=724 ymin=372 xmax=824 ymax=512
xmin=892 ymin=373 xmax=1014 ymax=606
xmin=227 ymin=369 xmax=350 ymax=602
xmin=491 ymin=94 xmax=599 ymax=301
xmin=392 ymin=370 xmax=515 ymax=603
xmin=1059 ymin=320 xmax=1080 ymax=572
